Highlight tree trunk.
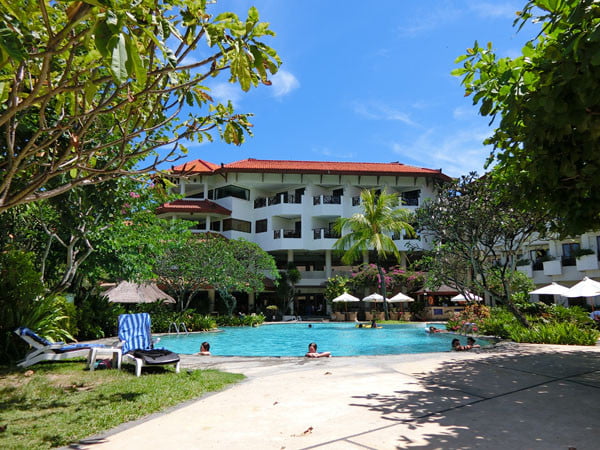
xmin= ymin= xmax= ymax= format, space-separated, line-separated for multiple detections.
xmin=376 ymin=264 xmax=389 ymax=320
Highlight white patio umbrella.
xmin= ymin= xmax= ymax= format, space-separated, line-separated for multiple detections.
xmin=332 ymin=292 xmax=360 ymax=303
xmin=529 ymin=282 xmax=570 ymax=296
xmin=565 ymin=277 xmax=600 ymax=298
xmin=363 ymin=293 xmax=387 ymax=302
xmin=332 ymin=292 xmax=360 ymax=312
xmin=451 ymin=292 xmax=482 ymax=302
xmin=388 ymin=292 xmax=415 ymax=303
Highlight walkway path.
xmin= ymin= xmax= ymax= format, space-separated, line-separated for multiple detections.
xmin=92 ymin=343 xmax=600 ymax=449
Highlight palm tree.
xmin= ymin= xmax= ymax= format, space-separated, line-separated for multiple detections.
xmin=333 ymin=189 xmax=414 ymax=319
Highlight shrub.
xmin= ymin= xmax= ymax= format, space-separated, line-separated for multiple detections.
xmin=478 ymin=308 xmax=518 ymax=338
xmin=507 ymin=321 xmax=600 ymax=345
xmin=77 ymin=294 xmax=125 ymax=340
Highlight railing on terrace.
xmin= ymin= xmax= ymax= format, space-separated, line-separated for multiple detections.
xmin=254 ymin=194 xmax=301 ymax=208
xmin=274 ymin=229 xmax=301 ymax=239
xmin=313 ymin=228 xmax=340 ymax=239
xmin=562 ymin=256 xmax=576 ymax=267
xmin=254 ymin=197 xmax=267 ymax=209
xmin=313 ymin=195 xmax=341 ymax=205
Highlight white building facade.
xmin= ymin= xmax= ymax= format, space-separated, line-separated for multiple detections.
xmin=158 ymin=158 xmax=450 ymax=314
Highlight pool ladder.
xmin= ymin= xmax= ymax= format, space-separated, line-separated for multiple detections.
xmin=168 ymin=322 xmax=189 ymax=335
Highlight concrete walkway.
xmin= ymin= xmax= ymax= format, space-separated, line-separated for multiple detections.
xmin=91 ymin=343 xmax=600 ymax=449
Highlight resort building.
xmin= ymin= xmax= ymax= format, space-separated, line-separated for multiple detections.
xmin=515 ymin=231 xmax=600 ymax=306
xmin=158 ymin=158 xmax=451 ymax=314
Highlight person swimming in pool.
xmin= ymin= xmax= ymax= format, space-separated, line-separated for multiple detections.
xmin=305 ymin=342 xmax=331 ymax=358
xmin=198 ymin=341 xmax=211 ymax=356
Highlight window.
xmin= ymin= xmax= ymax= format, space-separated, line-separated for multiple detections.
xmin=562 ymin=242 xmax=580 ymax=266
xmin=214 ymin=185 xmax=250 ymax=201
xmin=185 ymin=192 xmax=204 ymax=199
xmin=210 ymin=221 xmax=220 ymax=232
xmin=256 ymin=219 xmax=267 ymax=233
xmin=223 ymin=218 xmax=251 ymax=233
xmin=401 ymin=190 xmax=420 ymax=206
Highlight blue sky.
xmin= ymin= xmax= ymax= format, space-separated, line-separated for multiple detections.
xmin=179 ymin=0 xmax=539 ymax=178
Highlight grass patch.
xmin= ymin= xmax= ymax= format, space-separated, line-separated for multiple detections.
xmin=0 ymin=360 xmax=244 ymax=449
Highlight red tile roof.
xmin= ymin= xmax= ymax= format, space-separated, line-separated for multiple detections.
xmin=155 ymin=200 xmax=231 ymax=216
xmin=170 ymin=158 xmax=450 ymax=180
xmin=171 ymin=159 xmax=220 ymax=174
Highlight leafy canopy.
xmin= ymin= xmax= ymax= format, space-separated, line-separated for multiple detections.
xmin=0 ymin=0 xmax=280 ymax=212
xmin=453 ymin=0 xmax=600 ymax=234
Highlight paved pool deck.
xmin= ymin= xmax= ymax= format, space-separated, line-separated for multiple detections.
xmin=87 ymin=341 xmax=600 ymax=450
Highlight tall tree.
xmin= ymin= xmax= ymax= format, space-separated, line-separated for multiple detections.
xmin=414 ymin=173 xmax=546 ymax=326
xmin=0 ymin=1 xmax=280 ymax=212
xmin=333 ymin=189 xmax=414 ymax=320
xmin=453 ymin=0 xmax=600 ymax=235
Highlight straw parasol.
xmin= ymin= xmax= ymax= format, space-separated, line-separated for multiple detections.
xmin=102 ymin=281 xmax=176 ymax=304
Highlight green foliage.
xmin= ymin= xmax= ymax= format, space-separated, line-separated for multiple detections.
xmin=415 ymin=174 xmax=542 ymax=326
xmin=446 ymin=304 xmax=492 ymax=332
xmin=77 ymin=294 xmax=125 ymax=340
xmin=0 ymin=1 xmax=281 ymax=212
xmin=507 ymin=322 xmax=600 ymax=346
xmin=0 ymin=362 xmax=244 ymax=449
xmin=0 ymin=249 xmax=45 ymax=362
xmin=324 ymin=275 xmax=353 ymax=302
xmin=215 ymin=314 xmax=265 ymax=327
xmin=334 ymin=189 xmax=414 ymax=319
xmin=454 ymin=0 xmax=600 ymax=234
xmin=470 ymin=304 xmax=599 ymax=345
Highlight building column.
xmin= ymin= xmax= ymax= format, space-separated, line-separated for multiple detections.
xmin=287 ymin=249 xmax=294 ymax=264
xmin=400 ymin=251 xmax=407 ymax=269
xmin=180 ymin=179 xmax=186 ymax=195
xmin=325 ymin=250 xmax=332 ymax=278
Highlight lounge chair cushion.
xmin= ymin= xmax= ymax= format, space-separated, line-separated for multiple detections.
xmin=132 ymin=349 xmax=180 ymax=365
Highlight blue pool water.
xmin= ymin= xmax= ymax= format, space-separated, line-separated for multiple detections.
xmin=157 ymin=323 xmax=488 ymax=357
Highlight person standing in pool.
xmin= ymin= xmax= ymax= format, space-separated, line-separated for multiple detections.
xmin=305 ymin=342 xmax=331 ymax=358
xmin=198 ymin=342 xmax=211 ymax=355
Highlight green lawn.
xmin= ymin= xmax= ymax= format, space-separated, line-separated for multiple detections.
xmin=0 ymin=361 xmax=244 ymax=449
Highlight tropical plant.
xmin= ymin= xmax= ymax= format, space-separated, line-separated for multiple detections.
xmin=276 ymin=262 xmax=301 ymax=314
xmin=0 ymin=1 xmax=280 ymax=213
xmin=453 ymin=0 xmax=600 ymax=235
xmin=415 ymin=173 xmax=545 ymax=326
xmin=333 ymin=189 xmax=414 ymax=319
xmin=76 ymin=293 xmax=125 ymax=340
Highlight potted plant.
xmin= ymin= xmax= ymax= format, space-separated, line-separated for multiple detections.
xmin=266 ymin=305 xmax=278 ymax=321
xmin=575 ymin=248 xmax=598 ymax=271
xmin=541 ymin=255 xmax=561 ymax=276
xmin=516 ymin=258 xmax=533 ymax=276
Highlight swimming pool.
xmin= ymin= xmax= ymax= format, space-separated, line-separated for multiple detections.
xmin=157 ymin=323 xmax=488 ymax=357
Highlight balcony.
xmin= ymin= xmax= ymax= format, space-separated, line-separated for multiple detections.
xmin=543 ymin=259 xmax=562 ymax=276
xmin=516 ymin=264 xmax=533 ymax=277
xmin=313 ymin=228 xmax=340 ymax=239
xmin=313 ymin=195 xmax=341 ymax=205
xmin=254 ymin=193 xmax=301 ymax=209
xmin=274 ymin=229 xmax=301 ymax=239
xmin=576 ymin=254 xmax=600 ymax=271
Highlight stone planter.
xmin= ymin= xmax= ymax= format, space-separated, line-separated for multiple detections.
xmin=334 ymin=312 xmax=345 ymax=321
xmin=543 ymin=259 xmax=562 ymax=276
xmin=388 ymin=312 xmax=400 ymax=320
xmin=364 ymin=312 xmax=373 ymax=321
xmin=576 ymin=254 xmax=599 ymax=271
xmin=346 ymin=311 xmax=357 ymax=321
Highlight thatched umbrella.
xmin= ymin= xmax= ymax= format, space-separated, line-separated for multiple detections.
xmin=102 ymin=281 xmax=175 ymax=304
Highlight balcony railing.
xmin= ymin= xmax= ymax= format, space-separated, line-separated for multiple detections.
xmin=313 ymin=228 xmax=340 ymax=239
xmin=274 ymin=229 xmax=301 ymax=239
xmin=313 ymin=195 xmax=341 ymax=205
xmin=562 ymin=256 xmax=576 ymax=267
xmin=254 ymin=193 xmax=301 ymax=208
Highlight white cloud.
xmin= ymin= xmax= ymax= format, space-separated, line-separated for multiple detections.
xmin=396 ymin=5 xmax=461 ymax=37
xmin=207 ymin=82 xmax=244 ymax=107
xmin=353 ymin=101 xmax=419 ymax=127
xmin=311 ymin=145 xmax=357 ymax=160
xmin=467 ymin=1 xmax=521 ymax=19
xmin=270 ymin=70 xmax=300 ymax=97
xmin=389 ymin=126 xmax=494 ymax=177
